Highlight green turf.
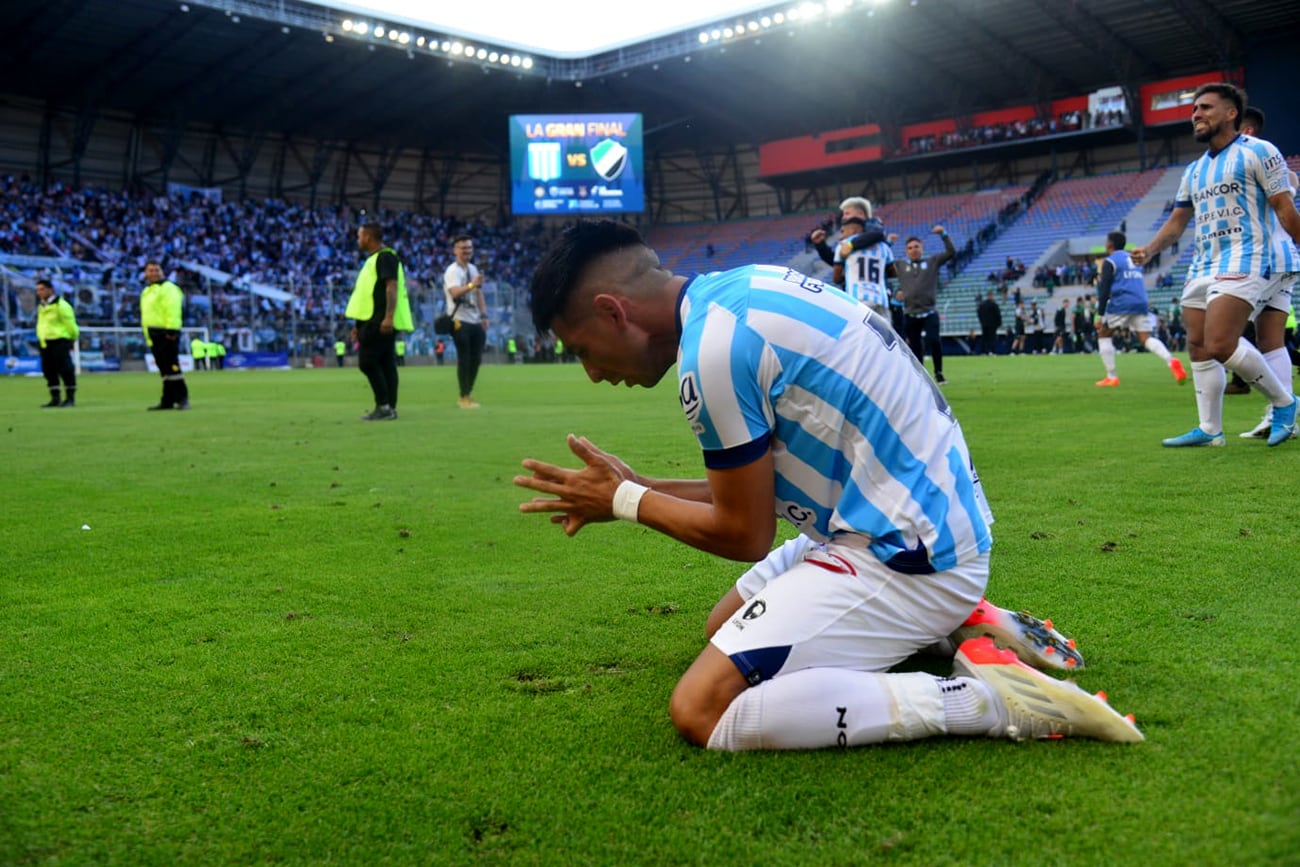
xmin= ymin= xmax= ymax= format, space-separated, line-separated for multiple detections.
xmin=2 ymin=357 xmax=1297 ymax=865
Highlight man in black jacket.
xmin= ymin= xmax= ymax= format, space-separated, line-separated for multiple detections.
xmin=977 ymin=292 xmax=1002 ymax=355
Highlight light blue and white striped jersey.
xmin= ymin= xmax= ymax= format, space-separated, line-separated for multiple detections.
xmin=1266 ymin=169 xmax=1299 ymax=275
xmin=676 ymin=265 xmax=993 ymax=573
xmin=835 ymin=239 xmax=894 ymax=310
xmin=1266 ymin=209 xmax=1299 ymax=275
xmin=1176 ymin=133 xmax=1295 ymax=279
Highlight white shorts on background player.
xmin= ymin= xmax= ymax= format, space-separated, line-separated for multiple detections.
xmin=1252 ymin=272 xmax=1296 ymax=319
xmin=1102 ymin=312 xmax=1156 ymax=333
xmin=1180 ymin=273 xmax=1269 ymax=311
xmin=711 ymin=535 xmax=988 ymax=682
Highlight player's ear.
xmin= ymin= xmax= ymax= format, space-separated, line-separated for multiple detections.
xmin=591 ymin=293 xmax=627 ymax=326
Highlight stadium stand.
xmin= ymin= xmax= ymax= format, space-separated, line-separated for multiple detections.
xmin=5 ymin=158 xmax=1298 ymax=363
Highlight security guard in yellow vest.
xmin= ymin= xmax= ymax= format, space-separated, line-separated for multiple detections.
xmin=141 ymin=260 xmax=189 ymax=410
xmin=345 ymin=222 xmax=412 ymax=421
xmin=207 ymin=340 xmax=225 ymax=370
xmin=335 ymin=339 xmax=346 ymax=367
xmin=35 ymin=278 xmax=79 ymax=407
xmin=190 ymin=336 xmax=207 ymax=371
xmin=395 ymin=338 xmax=406 ymax=367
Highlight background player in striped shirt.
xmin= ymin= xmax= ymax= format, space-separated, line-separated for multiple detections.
xmin=1134 ymin=82 xmax=1300 ymax=447
xmin=516 ymin=220 xmax=1141 ymax=751
xmin=1236 ymin=106 xmax=1299 ymax=439
xmin=832 ymin=197 xmax=894 ymax=317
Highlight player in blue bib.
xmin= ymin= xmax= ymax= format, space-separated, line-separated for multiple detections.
xmin=1093 ymin=231 xmax=1186 ymax=387
xmin=516 ymin=220 xmax=1141 ymax=751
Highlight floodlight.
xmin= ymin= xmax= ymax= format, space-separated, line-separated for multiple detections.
xmin=488 ymin=51 xmax=499 ymax=62
xmin=522 ymin=57 xmax=533 ymax=69
xmin=476 ymin=48 xmax=487 ymax=59
xmin=354 ymin=22 xmax=368 ymax=35
xmin=698 ymin=32 xmax=709 ymax=43
xmin=416 ymin=36 xmax=425 ymax=47
xmin=374 ymin=26 xmax=385 ymax=38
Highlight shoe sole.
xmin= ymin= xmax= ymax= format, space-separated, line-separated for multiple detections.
xmin=954 ymin=637 xmax=1143 ymax=743
xmin=950 ymin=600 xmax=1084 ymax=671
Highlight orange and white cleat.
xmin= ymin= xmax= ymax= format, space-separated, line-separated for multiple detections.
xmin=1169 ymin=357 xmax=1187 ymax=384
xmin=1095 ymin=376 xmax=1120 ymax=387
xmin=954 ymin=637 xmax=1144 ymax=743
xmin=950 ymin=598 xmax=1085 ymax=671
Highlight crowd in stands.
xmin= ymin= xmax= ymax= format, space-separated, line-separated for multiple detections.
xmin=903 ymin=109 xmax=1127 ymax=156
xmin=1029 ymin=260 xmax=1101 ymax=292
xmin=1 ymin=174 xmax=560 ymax=358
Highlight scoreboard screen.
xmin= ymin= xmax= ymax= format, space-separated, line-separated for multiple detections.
xmin=508 ymin=113 xmax=645 ymax=215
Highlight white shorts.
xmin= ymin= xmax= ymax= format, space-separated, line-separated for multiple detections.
xmin=1102 ymin=312 xmax=1155 ymax=333
xmin=1181 ymin=274 xmax=1269 ymax=311
xmin=1253 ymin=273 xmax=1296 ymax=319
xmin=711 ymin=538 xmax=988 ymax=685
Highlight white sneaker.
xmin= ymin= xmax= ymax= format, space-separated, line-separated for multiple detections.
xmin=954 ymin=637 xmax=1144 ymax=743
xmin=1240 ymin=409 xmax=1271 ymax=439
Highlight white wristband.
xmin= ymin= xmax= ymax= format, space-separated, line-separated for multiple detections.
xmin=612 ymin=480 xmax=650 ymax=523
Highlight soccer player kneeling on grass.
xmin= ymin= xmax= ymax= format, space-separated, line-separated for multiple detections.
xmin=516 ymin=221 xmax=1142 ymax=751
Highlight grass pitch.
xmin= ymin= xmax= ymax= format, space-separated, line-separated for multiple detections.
xmin=2 ymin=356 xmax=1297 ymax=865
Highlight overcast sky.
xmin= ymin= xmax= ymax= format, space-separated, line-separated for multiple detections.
xmin=323 ymin=0 xmax=777 ymax=56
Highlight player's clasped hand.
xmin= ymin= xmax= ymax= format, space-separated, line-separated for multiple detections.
xmin=515 ymin=434 xmax=631 ymax=536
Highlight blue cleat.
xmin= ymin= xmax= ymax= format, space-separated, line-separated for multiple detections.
xmin=1267 ymin=396 xmax=1298 ymax=447
xmin=1162 ymin=428 xmax=1225 ymax=448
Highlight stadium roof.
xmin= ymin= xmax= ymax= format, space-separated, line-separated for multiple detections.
xmin=327 ymin=0 xmax=777 ymax=57
xmin=4 ymin=0 xmax=1298 ymax=156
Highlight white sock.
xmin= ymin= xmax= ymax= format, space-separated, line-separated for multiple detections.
xmin=1192 ymin=360 xmax=1225 ymax=435
xmin=1225 ymin=341 xmax=1290 ymax=405
xmin=1263 ymin=347 xmax=1293 ymax=397
xmin=705 ymin=670 xmax=949 ymax=751
xmin=1098 ymin=337 xmax=1117 ymax=378
xmin=1144 ymin=336 xmax=1173 ymax=363
xmin=938 ymin=677 xmax=1002 ymax=735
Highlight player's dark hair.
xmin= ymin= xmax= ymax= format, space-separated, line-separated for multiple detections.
xmin=1107 ymin=230 xmax=1127 ymax=250
xmin=360 ymin=221 xmax=383 ymax=242
xmin=1193 ymin=82 xmax=1246 ymax=130
xmin=145 ymin=259 xmax=162 ymax=269
xmin=1242 ymin=106 xmax=1265 ymax=133
xmin=905 ymin=236 xmax=923 ymax=246
xmin=452 ymin=234 xmax=473 ymax=246
xmin=529 ymin=220 xmax=644 ymax=333
xmin=36 ymin=278 xmax=54 ymax=290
